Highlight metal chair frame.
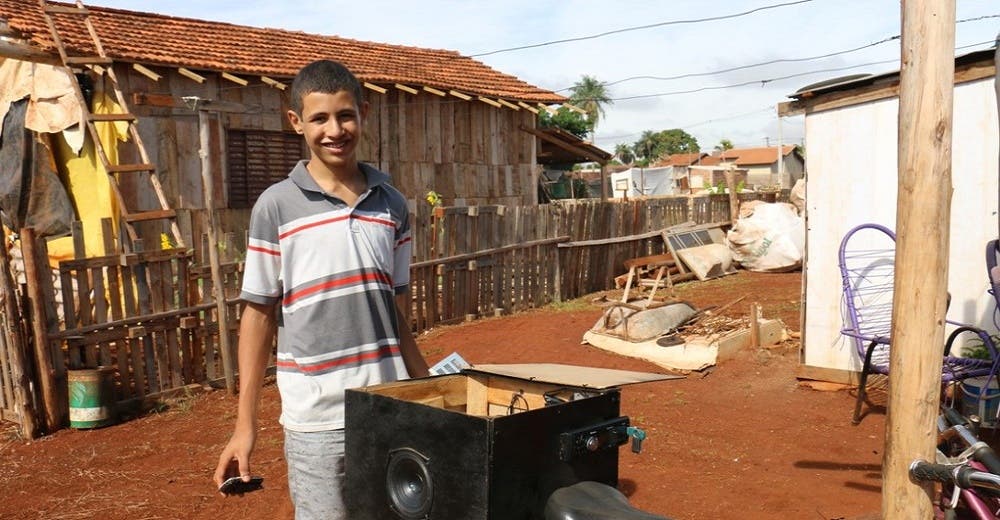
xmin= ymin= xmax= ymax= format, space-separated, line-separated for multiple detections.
xmin=839 ymin=223 xmax=1000 ymax=424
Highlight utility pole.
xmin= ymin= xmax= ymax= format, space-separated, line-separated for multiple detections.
xmin=883 ymin=1 xmax=956 ymax=518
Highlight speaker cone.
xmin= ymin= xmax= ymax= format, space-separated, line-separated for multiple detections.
xmin=386 ymin=447 xmax=433 ymax=519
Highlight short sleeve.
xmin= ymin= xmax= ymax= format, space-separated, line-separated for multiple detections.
xmin=392 ymin=209 xmax=412 ymax=295
xmin=241 ymin=190 xmax=283 ymax=305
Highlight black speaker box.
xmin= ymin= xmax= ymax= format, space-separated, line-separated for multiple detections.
xmin=345 ymin=364 xmax=674 ymax=520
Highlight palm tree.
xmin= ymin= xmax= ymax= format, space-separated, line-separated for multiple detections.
xmin=614 ymin=143 xmax=635 ymax=165
xmin=633 ymin=130 xmax=658 ymax=161
xmin=714 ymin=139 xmax=734 ymax=152
xmin=568 ymin=75 xmax=612 ymax=136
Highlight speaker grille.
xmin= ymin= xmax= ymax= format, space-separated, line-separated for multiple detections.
xmin=386 ymin=448 xmax=433 ymax=519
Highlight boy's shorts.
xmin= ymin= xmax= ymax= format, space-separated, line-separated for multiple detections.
xmin=284 ymin=428 xmax=346 ymax=520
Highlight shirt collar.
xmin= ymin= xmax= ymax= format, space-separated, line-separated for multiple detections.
xmin=288 ymin=160 xmax=390 ymax=193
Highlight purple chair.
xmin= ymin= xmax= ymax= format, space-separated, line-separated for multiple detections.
xmin=839 ymin=223 xmax=999 ymax=424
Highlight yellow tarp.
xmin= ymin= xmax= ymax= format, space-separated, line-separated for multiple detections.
xmin=47 ymin=92 xmax=129 ymax=265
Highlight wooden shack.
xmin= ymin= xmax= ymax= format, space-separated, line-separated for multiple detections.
xmin=0 ymin=0 xmax=566 ymax=248
xmin=779 ymin=46 xmax=998 ymax=383
xmin=0 ymin=0 xmax=570 ymax=438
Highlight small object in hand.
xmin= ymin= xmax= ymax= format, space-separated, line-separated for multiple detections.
xmin=219 ymin=475 xmax=264 ymax=495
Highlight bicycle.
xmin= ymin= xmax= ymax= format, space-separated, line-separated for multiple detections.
xmin=544 ymin=480 xmax=671 ymax=520
xmin=909 ymin=404 xmax=1000 ymax=519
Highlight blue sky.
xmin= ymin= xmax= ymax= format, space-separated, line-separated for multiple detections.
xmin=86 ymin=0 xmax=999 ymax=153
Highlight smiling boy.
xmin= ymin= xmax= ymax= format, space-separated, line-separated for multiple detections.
xmin=213 ymin=59 xmax=429 ymax=519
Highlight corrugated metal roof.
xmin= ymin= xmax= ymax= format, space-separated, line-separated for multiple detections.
xmin=788 ymin=46 xmax=997 ymax=100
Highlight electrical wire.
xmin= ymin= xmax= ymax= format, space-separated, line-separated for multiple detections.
xmin=562 ymin=15 xmax=998 ymax=92
xmin=589 ymin=35 xmax=900 ymax=90
xmin=605 ymin=39 xmax=996 ymax=102
xmin=467 ymin=0 xmax=816 ymax=58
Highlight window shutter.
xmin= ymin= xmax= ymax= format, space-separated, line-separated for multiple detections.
xmin=227 ymin=130 xmax=304 ymax=208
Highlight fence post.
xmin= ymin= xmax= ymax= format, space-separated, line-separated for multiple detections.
xmin=20 ymin=227 xmax=63 ymax=432
xmin=0 ymin=228 xmax=37 ymax=439
xmin=196 ymin=109 xmax=236 ymax=394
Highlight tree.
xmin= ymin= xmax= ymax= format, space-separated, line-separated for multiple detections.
xmin=714 ymin=139 xmax=734 ymax=152
xmin=538 ymin=107 xmax=590 ymax=139
xmin=614 ymin=143 xmax=635 ymax=165
xmin=633 ymin=130 xmax=659 ymax=161
xmin=632 ymin=128 xmax=700 ymax=162
xmin=656 ymin=129 xmax=700 ymax=156
xmin=568 ymin=75 xmax=612 ymax=135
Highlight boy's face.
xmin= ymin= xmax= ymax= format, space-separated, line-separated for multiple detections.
xmin=288 ymin=90 xmax=369 ymax=173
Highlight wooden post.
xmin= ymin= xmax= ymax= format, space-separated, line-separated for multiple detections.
xmin=884 ymin=2 xmax=956 ymax=519
xmin=599 ymin=163 xmax=608 ymax=201
xmin=197 ymin=108 xmax=236 ymax=394
xmin=724 ymin=165 xmax=739 ymax=224
xmin=749 ymin=302 xmax=761 ymax=349
xmin=20 ymin=227 xmax=62 ymax=432
xmin=0 ymin=229 xmax=37 ymax=439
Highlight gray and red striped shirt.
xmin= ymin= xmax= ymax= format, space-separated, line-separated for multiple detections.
xmin=241 ymin=160 xmax=411 ymax=432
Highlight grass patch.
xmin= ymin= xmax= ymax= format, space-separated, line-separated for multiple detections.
xmin=545 ymin=298 xmax=594 ymax=312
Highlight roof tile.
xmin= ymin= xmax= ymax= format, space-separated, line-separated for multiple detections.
xmin=0 ymin=0 xmax=564 ymax=103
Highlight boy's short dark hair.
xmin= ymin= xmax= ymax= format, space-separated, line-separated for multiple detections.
xmin=289 ymin=60 xmax=364 ymax=114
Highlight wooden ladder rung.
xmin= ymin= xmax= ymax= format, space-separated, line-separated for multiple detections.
xmin=43 ymin=5 xmax=88 ymax=14
xmin=88 ymin=113 xmax=137 ymax=123
xmin=106 ymin=163 xmax=155 ymax=173
xmin=124 ymin=209 xmax=177 ymax=223
xmin=65 ymin=56 xmax=113 ymax=66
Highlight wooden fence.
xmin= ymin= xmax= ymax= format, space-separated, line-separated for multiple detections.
xmin=0 ymin=191 xmax=788 ymax=438
xmin=406 ymin=192 xmax=788 ymax=326
xmin=0 ymin=218 xmax=243 ymax=437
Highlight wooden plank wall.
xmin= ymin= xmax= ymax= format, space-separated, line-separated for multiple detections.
xmin=366 ymin=89 xmax=537 ymax=208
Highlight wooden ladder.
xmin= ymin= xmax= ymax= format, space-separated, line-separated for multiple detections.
xmin=36 ymin=0 xmax=184 ymax=252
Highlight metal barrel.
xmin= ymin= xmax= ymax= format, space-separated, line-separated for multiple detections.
xmin=68 ymin=367 xmax=117 ymax=429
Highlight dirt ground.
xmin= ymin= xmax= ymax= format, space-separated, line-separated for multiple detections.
xmin=0 ymin=270 xmax=889 ymax=520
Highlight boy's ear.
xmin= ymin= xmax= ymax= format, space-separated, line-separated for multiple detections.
xmin=287 ymin=110 xmax=304 ymax=134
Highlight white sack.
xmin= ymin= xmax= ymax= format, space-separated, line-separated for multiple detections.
xmin=725 ymin=202 xmax=804 ymax=272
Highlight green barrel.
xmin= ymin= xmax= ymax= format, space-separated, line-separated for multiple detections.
xmin=68 ymin=367 xmax=117 ymax=429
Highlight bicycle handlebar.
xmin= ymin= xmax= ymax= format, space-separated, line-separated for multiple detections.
xmin=910 ymin=461 xmax=1000 ymax=493
xmin=942 ymin=405 xmax=970 ymax=429
xmin=939 ymin=405 xmax=1000 ymax=476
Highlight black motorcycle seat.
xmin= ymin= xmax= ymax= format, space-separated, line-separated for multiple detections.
xmin=544 ymin=481 xmax=670 ymax=520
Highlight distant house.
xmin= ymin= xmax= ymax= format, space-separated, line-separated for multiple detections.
xmin=0 ymin=0 xmax=565 ymax=249
xmin=699 ymin=146 xmax=804 ymax=189
xmin=652 ymin=153 xmax=709 ymax=192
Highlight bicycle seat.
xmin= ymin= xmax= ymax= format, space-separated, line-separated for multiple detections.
xmin=544 ymin=481 xmax=670 ymax=520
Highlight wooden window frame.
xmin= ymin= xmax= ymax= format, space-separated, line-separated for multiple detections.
xmin=226 ymin=129 xmax=305 ymax=209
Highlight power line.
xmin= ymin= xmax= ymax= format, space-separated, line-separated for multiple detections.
xmin=564 ymin=14 xmax=998 ymax=92
xmin=610 ymin=59 xmax=896 ymax=101
xmin=683 ymin=106 xmax=775 ymax=129
xmin=467 ymin=0 xmax=816 ymax=58
xmin=606 ymin=39 xmax=994 ymax=102
xmin=587 ymin=36 xmax=900 ymax=91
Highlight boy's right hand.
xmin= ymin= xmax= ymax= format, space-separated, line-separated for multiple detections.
xmin=214 ymin=428 xmax=257 ymax=493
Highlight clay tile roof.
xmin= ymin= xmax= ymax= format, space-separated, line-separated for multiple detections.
xmin=717 ymin=145 xmax=797 ymax=166
xmin=0 ymin=0 xmax=565 ymax=104
xmin=658 ymin=152 xmax=708 ymax=167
